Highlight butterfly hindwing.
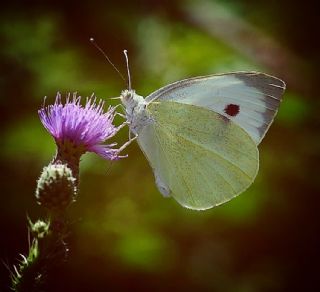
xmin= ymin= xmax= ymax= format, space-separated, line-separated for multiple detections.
xmin=138 ymin=100 xmax=259 ymax=210
xmin=145 ymin=72 xmax=285 ymax=144
xmin=137 ymin=120 xmax=171 ymax=197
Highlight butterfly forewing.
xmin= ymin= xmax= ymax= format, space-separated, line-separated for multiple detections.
xmin=138 ymin=100 xmax=259 ymax=210
xmin=145 ymin=72 xmax=285 ymax=144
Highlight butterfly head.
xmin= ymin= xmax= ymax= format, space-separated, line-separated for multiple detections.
xmin=120 ymin=89 xmax=135 ymax=107
xmin=120 ymin=89 xmax=145 ymax=109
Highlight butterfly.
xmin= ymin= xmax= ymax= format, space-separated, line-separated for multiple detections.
xmin=119 ymin=70 xmax=285 ymax=210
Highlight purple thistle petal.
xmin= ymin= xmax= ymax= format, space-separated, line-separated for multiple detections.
xmin=88 ymin=144 xmax=122 ymax=160
xmin=39 ymin=92 xmax=123 ymax=161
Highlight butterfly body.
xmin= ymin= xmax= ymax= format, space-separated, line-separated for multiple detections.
xmin=121 ymin=89 xmax=151 ymax=135
xmin=120 ymin=72 xmax=285 ymax=210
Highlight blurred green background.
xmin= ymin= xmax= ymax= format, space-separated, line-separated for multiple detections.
xmin=0 ymin=0 xmax=319 ymax=291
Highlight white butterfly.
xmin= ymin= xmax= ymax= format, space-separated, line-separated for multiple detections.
xmin=119 ymin=69 xmax=285 ymax=210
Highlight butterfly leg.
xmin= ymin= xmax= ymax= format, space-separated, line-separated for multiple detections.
xmin=104 ymin=120 xmax=129 ymax=141
xmin=115 ymin=112 xmax=126 ymax=119
xmin=112 ymin=103 xmax=126 ymax=118
xmin=116 ymin=120 xmax=130 ymax=131
xmin=118 ymin=133 xmax=138 ymax=153
xmin=114 ymin=107 xmax=133 ymax=141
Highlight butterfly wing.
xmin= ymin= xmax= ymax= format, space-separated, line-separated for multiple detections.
xmin=137 ymin=100 xmax=259 ymax=210
xmin=145 ymin=72 xmax=285 ymax=144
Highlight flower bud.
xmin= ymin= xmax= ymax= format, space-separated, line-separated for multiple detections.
xmin=35 ymin=164 xmax=76 ymax=211
xmin=29 ymin=218 xmax=50 ymax=239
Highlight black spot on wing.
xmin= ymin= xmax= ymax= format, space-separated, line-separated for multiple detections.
xmin=224 ymin=104 xmax=240 ymax=117
xmin=233 ymin=72 xmax=286 ymax=143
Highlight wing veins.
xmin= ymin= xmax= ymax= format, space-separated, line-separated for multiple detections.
xmin=154 ymin=123 xmax=239 ymax=206
xmin=240 ymin=89 xmax=282 ymax=101
xmin=154 ymin=115 xmax=257 ymax=161
xmin=270 ymin=83 xmax=285 ymax=89
xmin=238 ymin=111 xmax=272 ymax=126
xmin=197 ymin=152 xmax=237 ymax=196
xmin=154 ymin=125 xmax=197 ymax=206
xmin=167 ymin=128 xmax=253 ymax=179
xmin=216 ymin=97 xmax=277 ymax=111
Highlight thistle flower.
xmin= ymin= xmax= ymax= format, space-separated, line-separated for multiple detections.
xmin=10 ymin=93 xmax=128 ymax=291
xmin=39 ymin=92 xmax=123 ymax=161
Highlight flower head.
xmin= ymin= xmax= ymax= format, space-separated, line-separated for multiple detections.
xmin=39 ymin=92 xmax=123 ymax=161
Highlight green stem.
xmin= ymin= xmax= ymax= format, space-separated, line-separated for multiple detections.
xmin=11 ymin=142 xmax=79 ymax=291
xmin=11 ymin=215 xmax=69 ymax=292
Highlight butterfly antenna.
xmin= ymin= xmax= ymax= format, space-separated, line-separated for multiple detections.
xmin=123 ymin=49 xmax=131 ymax=90
xmin=89 ymin=38 xmax=126 ymax=82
